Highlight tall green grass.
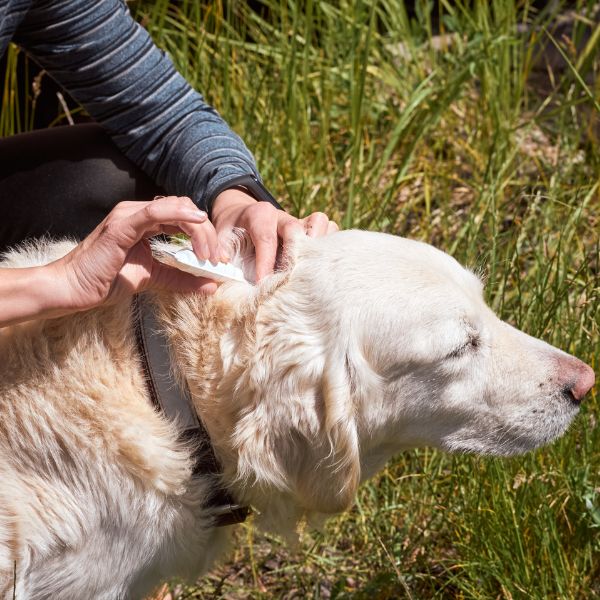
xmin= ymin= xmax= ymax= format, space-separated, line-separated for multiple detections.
xmin=2 ymin=0 xmax=598 ymax=597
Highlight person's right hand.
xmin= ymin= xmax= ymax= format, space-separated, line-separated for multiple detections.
xmin=211 ymin=188 xmax=339 ymax=281
xmin=51 ymin=196 xmax=220 ymax=313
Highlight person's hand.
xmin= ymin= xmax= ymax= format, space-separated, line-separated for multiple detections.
xmin=211 ymin=188 xmax=339 ymax=281
xmin=51 ymin=196 xmax=220 ymax=313
xmin=1 ymin=196 xmax=221 ymax=328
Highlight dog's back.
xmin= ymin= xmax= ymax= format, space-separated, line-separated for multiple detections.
xmin=0 ymin=242 xmax=228 ymax=599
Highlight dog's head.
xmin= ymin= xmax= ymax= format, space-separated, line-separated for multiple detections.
xmin=223 ymin=231 xmax=594 ymax=530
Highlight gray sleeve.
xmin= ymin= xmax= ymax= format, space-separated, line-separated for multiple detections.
xmin=14 ymin=0 xmax=262 ymax=213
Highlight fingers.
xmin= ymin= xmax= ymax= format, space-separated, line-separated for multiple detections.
xmin=102 ymin=197 xmax=221 ymax=263
xmin=210 ymin=187 xmax=340 ymax=282
xmin=253 ymin=210 xmax=338 ymax=280
xmin=246 ymin=204 xmax=280 ymax=282
xmin=103 ymin=197 xmax=206 ymax=247
xmin=159 ymin=222 xmax=220 ymax=263
xmin=303 ymin=211 xmax=332 ymax=238
xmin=275 ymin=215 xmax=304 ymax=276
xmin=182 ymin=220 xmax=220 ymax=263
xmin=151 ymin=197 xmax=223 ymax=263
xmin=279 ymin=216 xmax=305 ymax=245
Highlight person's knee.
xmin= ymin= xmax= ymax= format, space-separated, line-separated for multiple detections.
xmin=0 ymin=124 xmax=164 ymax=248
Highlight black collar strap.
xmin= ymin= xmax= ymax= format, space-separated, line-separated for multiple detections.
xmin=132 ymin=294 xmax=249 ymax=527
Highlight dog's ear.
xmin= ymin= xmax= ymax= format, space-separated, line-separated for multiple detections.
xmin=295 ymin=352 xmax=361 ymax=514
xmin=230 ymin=250 xmax=363 ymax=524
xmin=232 ymin=340 xmax=361 ymax=518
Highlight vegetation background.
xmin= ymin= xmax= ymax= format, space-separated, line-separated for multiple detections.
xmin=1 ymin=0 xmax=599 ymax=598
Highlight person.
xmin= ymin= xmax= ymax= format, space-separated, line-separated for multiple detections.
xmin=0 ymin=0 xmax=337 ymax=327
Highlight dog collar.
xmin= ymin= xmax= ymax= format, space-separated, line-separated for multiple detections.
xmin=132 ymin=293 xmax=249 ymax=527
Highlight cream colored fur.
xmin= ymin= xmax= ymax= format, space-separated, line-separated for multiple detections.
xmin=0 ymin=231 xmax=588 ymax=599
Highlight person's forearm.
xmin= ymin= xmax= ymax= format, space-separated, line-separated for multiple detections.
xmin=14 ymin=0 xmax=261 ymax=214
xmin=0 ymin=266 xmax=66 ymax=328
xmin=1 ymin=197 xmax=219 ymax=329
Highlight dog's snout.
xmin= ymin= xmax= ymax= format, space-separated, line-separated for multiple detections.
xmin=557 ymin=356 xmax=595 ymax=404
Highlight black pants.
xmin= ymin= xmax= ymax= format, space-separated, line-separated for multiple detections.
xmin=0 ymin=124 xmax=164 ymax=253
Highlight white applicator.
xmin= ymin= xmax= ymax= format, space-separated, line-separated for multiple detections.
xmin=152 ymin=242 xmax=249 ymax=284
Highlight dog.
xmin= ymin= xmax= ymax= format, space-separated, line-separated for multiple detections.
xmin=0 ymin=230 xmax=594 ymax=599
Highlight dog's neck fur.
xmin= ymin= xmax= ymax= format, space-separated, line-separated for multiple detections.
xmin=151 ymin=271 xmax=298 ymax=523
xmin=149 ymin=236 xmax=369 ymax=536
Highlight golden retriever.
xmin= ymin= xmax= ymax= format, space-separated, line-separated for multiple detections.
xmin=0 ymin=231 xmax=594 ymax=599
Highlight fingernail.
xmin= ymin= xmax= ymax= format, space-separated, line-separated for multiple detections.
xmin=201 ymin=243 xmax=210 ymax=260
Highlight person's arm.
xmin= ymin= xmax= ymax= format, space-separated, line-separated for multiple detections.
xmin=13 ymin=0 xmax=263 ymax=216
xmin=14 ymin=0 xmax=339 ymax=277
xmin=0 ymin=197 xmax=218 ymax=328
xmin=0 ymin=266 xmax=65 ymax=327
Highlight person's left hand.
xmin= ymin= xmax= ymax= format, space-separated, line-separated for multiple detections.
xmin=211 ymin=188 xmax=339 ymax=281
xmin=53 ymin=196 xmax=220 ymax=312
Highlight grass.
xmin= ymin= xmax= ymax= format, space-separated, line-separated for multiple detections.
xmin=2 ymin=0 xmax=599 ymax=597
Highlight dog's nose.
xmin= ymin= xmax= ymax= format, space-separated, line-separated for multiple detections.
xmin=559 ymin=357 xmax=595 ymax=403
xmin=571 ymin=363 xmax=595 ymax=402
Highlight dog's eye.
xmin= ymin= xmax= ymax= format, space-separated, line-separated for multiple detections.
xmin=446 ymin=333 xmax=480 ymax=359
